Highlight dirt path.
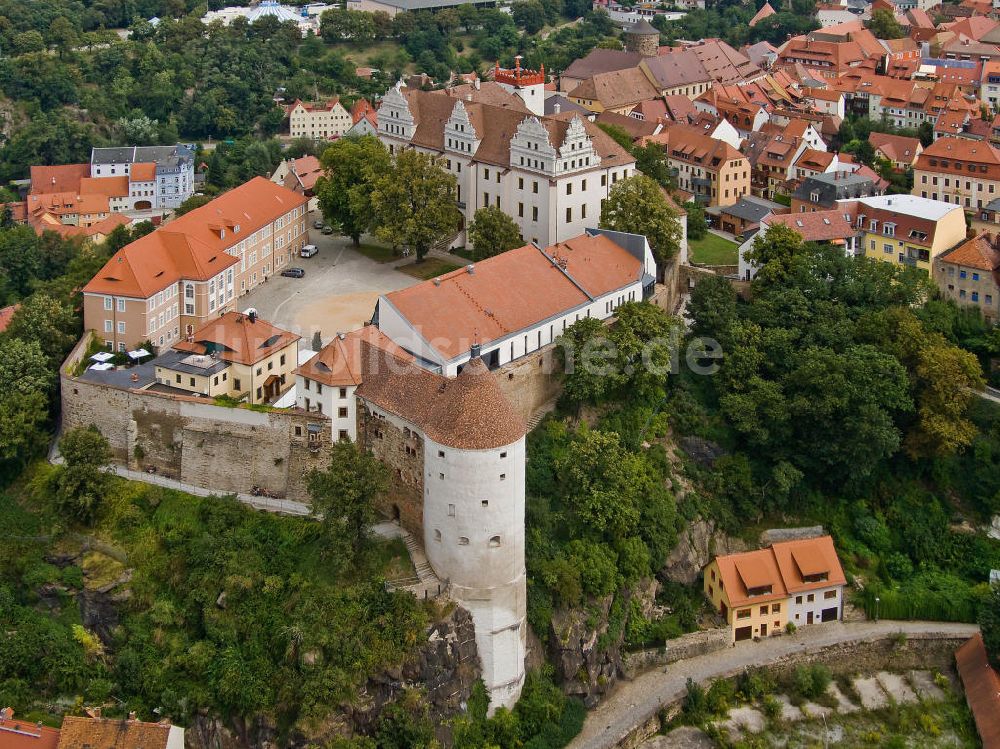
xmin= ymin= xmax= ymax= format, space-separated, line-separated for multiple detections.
xmin=568 ymin=620 xmax=979 ymax=749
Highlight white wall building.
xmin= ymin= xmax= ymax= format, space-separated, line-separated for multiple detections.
xmin=287 ymin=99 xmax=354 ymax=139
xmin=377 ymin=75 xmax=637 ymax=248
xmin=90 ymin=145 xmax=196 ymax=210
xmin=372 ymin=230 xmax=656 ymax=376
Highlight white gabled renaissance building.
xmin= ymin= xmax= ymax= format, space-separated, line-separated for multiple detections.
xmin=377 ymin=64 xmax=638 ymax=248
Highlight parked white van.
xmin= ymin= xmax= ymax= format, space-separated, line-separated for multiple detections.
xmin=300 ymin=244 xmax=318 ymax=258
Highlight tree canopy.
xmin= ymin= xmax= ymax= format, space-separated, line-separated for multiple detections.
xmin=600 ymin=174 xmax=682 ymax=272
xmin=467 ymin=206 xmax=523 ymax=260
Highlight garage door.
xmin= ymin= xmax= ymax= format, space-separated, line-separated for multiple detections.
xmin=735 ymin=626 xmax=753 ymax=642
xmin=821 ymin=607 xmax=838 ymax=622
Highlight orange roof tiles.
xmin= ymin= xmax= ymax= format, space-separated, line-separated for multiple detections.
xmin=79 ymin=176 xmax=129 ymax=198
xmin=0 ymin=304 xmax=19 ymax=334
xmin=130 ymin=162 xmax=156 ymax=182
xmin=713 ymin=535 xmax=846 ymax=608
xmin=955 ymin=634 xmax=1000 ymax=749
xmin=771 ymin=536 xmax=846 ymax=593
xmin=56 ymin=718 xmax=174 ymax=749
xmin=715 ymin=548 xmax=788 ymax=607
xmin=381 ymin=234 xmax=644 ymax=362
xmin=173 ymin=311 xmax=299 ymax=366
xmin=83 ymin=177 xmax=305 ymax=299
xmin=30 ymin=164 xmax=89 ymax=194
xmin=916 ymin=137 xmax=1000 ymax=181
xmin=749 ymin=1 xmax=776 ymax=27
xmin=357 ymin=355 xmax=526 ymax=451
xmin=0 ymin=710 xmax=60 ymax=749
xmin=939 ymin=232 xmax=1000 ymax=271
xmin=297 ymin=326 xmax=413 ymax=387
xmin=767 ymin=209 xmax=857 ymax=242
xmin=27 ymin=191 xmax=110 ymax=217
xmin=870 ymin=132 xmax=922 ymax=164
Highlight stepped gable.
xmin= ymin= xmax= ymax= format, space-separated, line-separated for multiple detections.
xmin=356 ymin=354 xmax=526 ymax=451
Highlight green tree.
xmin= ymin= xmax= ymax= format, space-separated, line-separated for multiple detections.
xmin=512 ymin=0 xmax=547 ymax=33
xmin=744 ymin=223 xmax=804 ymax=286
xmin=54 ymin=426 xmax=113 ymax=523
xmin=684 ymin=200 xmax=707 ymax=241
xmin=687 ymin=274 xmax=738 ymax=344
xmin=174 ymin=194 xmax=212 ymax=217
xmin=0 ymin=337 xmax=53 ymax=396
xmin=600 ymin=174 xmax=681 ymax=272
xmin=307 ymin=441 xmax=388 ymax=569
xmin=558 ymin=316 xmax=619 ymax=405
xmin=467 ymin=206 xmax=523 ymax=260
xmin=370 ymin=149 xmax=462 ymax=261
xmin=5 ymin=293 xmax=77 ymax=369
xmin=981 ymin=585 xmax=1000 ymax=668
xmin=316 ymin=135 xmax=391 ymax=246
xmin=868 ymin=7 xmax=905 ymax=39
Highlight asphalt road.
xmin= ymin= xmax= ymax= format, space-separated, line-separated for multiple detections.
xmin=568 ymin=620 xmax=980 ymax=749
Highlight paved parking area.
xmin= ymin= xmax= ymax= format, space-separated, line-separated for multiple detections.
xmin=239 ymin=213 xmax=416 ymax=348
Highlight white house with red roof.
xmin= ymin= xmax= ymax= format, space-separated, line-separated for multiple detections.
xmin=287 ymin=99 xmax=353 ymax=139
xmin=370 ymin=229 xmax=656 ymax=376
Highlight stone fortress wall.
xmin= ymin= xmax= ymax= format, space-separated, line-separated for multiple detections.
xmin=60 ymin=334 xmax=333 ymax=500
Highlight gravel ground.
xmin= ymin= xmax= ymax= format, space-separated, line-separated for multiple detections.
xmin=909 ymin=670 xmax=947 ymax=702
xmin=852 ymin=676 xmax=889 ymax=710
xmin=876 ymin=671 xmax=919 ymax=704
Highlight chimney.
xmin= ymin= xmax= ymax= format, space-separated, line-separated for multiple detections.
xmin=471 ymin=341 xmax=482 ymax=359
xmin=338 ymin=332 xmax=345 ymax=340
xmin=1 ymin=707 xmax=13 ymax=722
xmin=474 ymin=78 xmax=480 ymax=90
xmin=466 ymin=263 xmax=475 ymax=274
xmin=554 ymin=101 xmax=561 ymax=114
xmin=128 ymin=712 xmax=137 ymax=722
xmin=248 ymin=309 xmax=257 ymax=323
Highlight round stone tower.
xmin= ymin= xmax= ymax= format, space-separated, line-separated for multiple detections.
xmin=625 ymin=19 xmax=660 ymax=58
xmin=421 ymin=357 xmax=528 ymax=712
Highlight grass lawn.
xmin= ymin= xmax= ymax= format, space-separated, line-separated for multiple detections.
xmin=689 ymin=233 xmax=739 ymax=266
xmin=350 ymin=242 xmax=399 ymax=263
xmin=398 ymin=258 xmax=463 ymax=280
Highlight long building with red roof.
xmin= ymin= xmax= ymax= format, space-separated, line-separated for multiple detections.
xmin=82 ymin=177 xmax=308 ymax=352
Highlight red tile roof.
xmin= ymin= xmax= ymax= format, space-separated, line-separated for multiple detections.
xmin=83 ymin=177 xmax=305 ymax=299
xmin=870 ymin=132 xmax=922 ymax=164
xmin=916 ymin=136 xmax=1000 ymax=181
xmin=767 ymin=208 xmax=856 ymax=242
xmin=938 ymin=232 xmax=1000 ymax=271
xmin=0 ymin=709 xmax=59 ymax=749
xmin=79 ymin=176 xmax=129 ymax=198
xmin=173 ymin=311 xmax=300 ymax=366
xmin=356 ymin=355 xmax=526 ymax=450
xmin=381 ymin=234 xmax=644 ymax=361
xmin=130 ymin=162 xmax=156 ymax=182
xmin=0 ymin=304 xmax=19 ymax=334
xmin=30 ymin=164 xmax=89 ymax=194
xmin=712 ymin=535 xmax=845 ymax=608
xmin=297 ymin=326 xmax=413 ymax=387
xmin=56 ymin=717 xmax=174 ymax=749
xmin=749 ymin=1 xmax=775 ymax=27
xmin=955 ymin=634 xmax=1000 ymax=749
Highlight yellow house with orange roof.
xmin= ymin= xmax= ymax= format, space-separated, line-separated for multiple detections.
xmin=704 ymin=535 xmax=847 ymax=643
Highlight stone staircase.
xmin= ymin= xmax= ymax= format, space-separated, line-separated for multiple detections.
xmin=378 ymin=521 xmax=448 ymax=599
xmin=526 ymin=397 xmax=559 ymax=432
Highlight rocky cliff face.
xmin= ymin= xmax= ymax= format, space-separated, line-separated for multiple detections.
xmin=546 ymin=580 xmax=658 ymax=708
xmin=661 ymin=517 xmax=747 ymax=585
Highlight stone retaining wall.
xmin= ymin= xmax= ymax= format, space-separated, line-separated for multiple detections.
xmin=619 ymin=632 xmax=971 ymax=748
xmin=622 ymin=629 xmax=730 ymax=678
xmin=60 ymin=334 xmax=332 ymax=501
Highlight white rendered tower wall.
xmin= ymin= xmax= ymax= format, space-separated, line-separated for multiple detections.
xmin=422 ymin=434 xmax=527 ymax=711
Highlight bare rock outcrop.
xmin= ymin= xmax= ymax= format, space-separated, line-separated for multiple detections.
xmin=661 ymin=517 xmax=747 ymax=585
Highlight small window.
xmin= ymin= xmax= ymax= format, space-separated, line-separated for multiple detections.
xmin=295 ymin=426 xmax=302 ymax=436
xmin=489 ymin=535 xmax=501 ymax=547
xmin=737 ymin=608 xmax=751 ymax=619
xmin=500 ymin=473 xmax=506 ymax=480
xmin=795 ymin=596 xmax=802 ymax=604
xmin=339 ymin=387 xmax=347 ymax=398
xmin=448 ymin=503 xmax=456 ymax=516
xmin=824 ymin=590 xmax=837 ymax=600
xmin=500 ymin=451 xmax=507 ymax=458
xmin=338 ymin=407 xmax=348 ymax=418
xmin=481 ymin=500 xmax=489 ymax=507
xmin=807 ymin=594 xmax=814 ymax=602
xmin=772 ymin=603 xmax=781 ymax=613
xmin=434 ymin=529 xmax=442 ymax=542
xmin=458 ymin=536 xmax=469 ymax=545
xmin=439 ymin=472 xmax=445 ymax=480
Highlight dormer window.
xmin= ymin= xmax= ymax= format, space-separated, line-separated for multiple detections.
xmin=220 ymin=229 xmax=225 ymax=239
xmin=234 ymin=224 xmax=240 ymax=233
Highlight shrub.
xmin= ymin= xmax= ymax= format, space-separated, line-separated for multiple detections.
xmin=737 ymin=667 xmax=776 ymax=701
xmin=791 ymin=664 xmax=831 ymax=700
xmin=785 ymin=621 xmax=797 ymax=635
xmin=761 ymin=694 xmax=781 ymax=721
xmin=705 ymin=678 xmax=736 ymax=716
xmin=681 ymin=678 xmax=707 ymax=724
